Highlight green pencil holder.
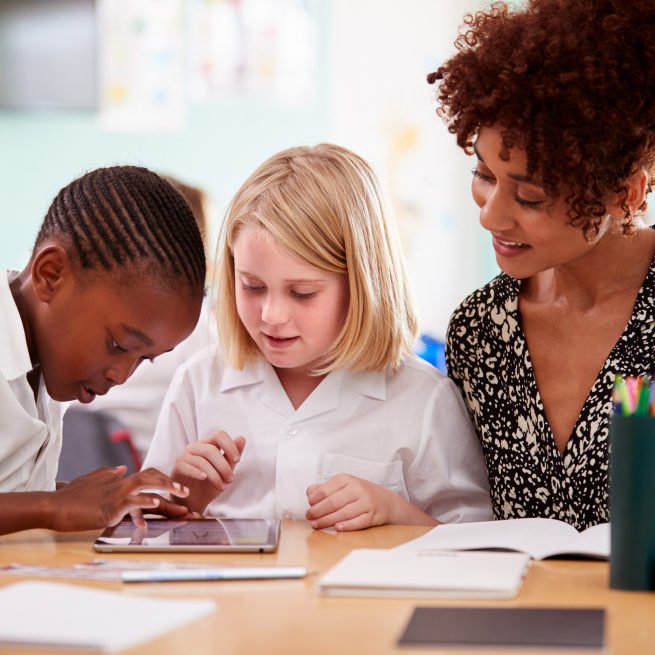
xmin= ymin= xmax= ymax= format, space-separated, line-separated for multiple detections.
xmin=610 ymin=414 xmax=655 ymax=591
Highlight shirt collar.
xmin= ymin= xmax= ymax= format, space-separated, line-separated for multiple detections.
xmin=218 ymin=357 xmax=387 ymax=402
xmin=340 ymin=367 xmax=387 ymax=400
xmin=219 ymin=357 xmax=267 ymax=392
xmin=0 ymin=270 xmax=33 ymax=382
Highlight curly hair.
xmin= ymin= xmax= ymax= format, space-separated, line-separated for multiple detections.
xmin=428 ymin=0 xmax=655 ymax=238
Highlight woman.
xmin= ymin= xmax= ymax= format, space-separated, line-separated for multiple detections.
xmin=428 ymin=0 xmax=655 ymax=530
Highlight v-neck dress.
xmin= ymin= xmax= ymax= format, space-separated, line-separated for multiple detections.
xmin=445 ymin=258 xmax=655 ymax=530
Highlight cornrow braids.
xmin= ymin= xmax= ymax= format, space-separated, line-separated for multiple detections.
xmin=34 ymin=166 xmax=206 ymax=291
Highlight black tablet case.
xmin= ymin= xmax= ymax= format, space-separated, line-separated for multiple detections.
xmin=399 ymin=607 xmax=605 ymax=649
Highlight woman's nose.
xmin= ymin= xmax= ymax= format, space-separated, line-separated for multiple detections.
xmin=477 ymin=186 xmax=516 ymax=233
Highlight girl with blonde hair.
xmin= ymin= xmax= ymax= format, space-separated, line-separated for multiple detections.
xmin=144 ymin=143 xmax=491 ymax=531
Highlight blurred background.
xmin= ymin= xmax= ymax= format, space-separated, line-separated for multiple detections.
xmin=0 ymin=0 xmax=497 ymax=344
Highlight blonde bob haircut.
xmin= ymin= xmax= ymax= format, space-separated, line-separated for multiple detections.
xmin=216 ymin=143 xmax=418 ymax=374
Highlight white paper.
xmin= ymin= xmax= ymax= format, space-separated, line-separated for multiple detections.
xmin=395 ymin=518 xmax=610 ymax=560
xmin=317 ymin=548 xmax=530 ymax=598
xmin=0 ymin=581 xmax=216 ymax=652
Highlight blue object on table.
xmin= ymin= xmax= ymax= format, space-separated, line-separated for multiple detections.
xmin=415 ymin=334 xmax=447 ymax=375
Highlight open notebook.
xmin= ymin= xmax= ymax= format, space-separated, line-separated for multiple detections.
xmin=395 ymin=518 xmax=610 ymax=560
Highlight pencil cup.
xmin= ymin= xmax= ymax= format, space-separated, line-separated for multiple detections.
xmin=609 ymin=414 xmax=655 ymax=591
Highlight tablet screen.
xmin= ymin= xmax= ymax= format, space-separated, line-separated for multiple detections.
xmin=94 ymin=518 xmax=280 ymax=553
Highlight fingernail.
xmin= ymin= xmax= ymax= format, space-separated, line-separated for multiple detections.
xmin=174 ymin=482 xmax=182 ymax=490
xmin=152 ymin=497 xmax=160 ymax=506
xmin=311 ymin=521 xmax=318 ymax=529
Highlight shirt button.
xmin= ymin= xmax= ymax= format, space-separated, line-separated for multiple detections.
xmin=281 ymin=510 xmax=294 ymax=520
xmin=287 ymin=427 xmax=298 ymax=436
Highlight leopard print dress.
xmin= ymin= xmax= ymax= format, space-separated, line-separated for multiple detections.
xmin=446 ymin=261 xmax=655 ymax=530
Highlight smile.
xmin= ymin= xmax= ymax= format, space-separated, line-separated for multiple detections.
xmin=496 ymin=237 xmax=528 ymax=248
xmin=492 ymin=235 xmax=530 ymax=258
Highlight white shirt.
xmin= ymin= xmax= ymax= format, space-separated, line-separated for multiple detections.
xmin=0 ymin=270 xmax=64 ymax=492
xmin=144 ymin=347 xmax=492 ymax=523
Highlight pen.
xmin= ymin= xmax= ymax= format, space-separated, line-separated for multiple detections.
xmin=122 ymin=566 xmax=307 ymax=583
xmin=612 ymin=375 xmax=623 ymax=414
xmin=636 ymin=375 xmax=651 ymax=416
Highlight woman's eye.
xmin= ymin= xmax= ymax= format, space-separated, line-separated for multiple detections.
xmin=515 ymin=195 xmax=545 ymax=209
xmin=471 ymin=167 xmax=494 ymax=183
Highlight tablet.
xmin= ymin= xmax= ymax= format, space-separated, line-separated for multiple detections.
xmin=93 ymin=517 xmax=281 ymax=553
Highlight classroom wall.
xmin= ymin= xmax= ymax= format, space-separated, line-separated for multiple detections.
xmin=0 ymin=0 xmax=331 ymax=270
xmin=327 ymin=0 xmax=495 ymax=339
xmin=0 ymin=0 xmax=496 ymax=340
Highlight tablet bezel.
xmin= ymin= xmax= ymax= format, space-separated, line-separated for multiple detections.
xmin=93 ymin=517 xmax=281 ymax=553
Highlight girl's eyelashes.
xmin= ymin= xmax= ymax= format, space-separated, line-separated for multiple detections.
xmin=240 ymin=280 xmax=317 ymax=300
xmin=110 ymin=335 xmax=154 ymax=362
xmin=241 ymin=282 xmax=264 ymax=293
xmin=110 ymin=338 xmax=127 ymax=353
xmin=291 ymin=290 xmax=316 ymax=301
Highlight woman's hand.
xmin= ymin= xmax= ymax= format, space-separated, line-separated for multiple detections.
xmin=48 ymin=466 xmax=191 ymax=531
xmin=170 ymin=430 xmax=246 ymax=513
xmin=305 ymin=474 xmax=438 ymax=531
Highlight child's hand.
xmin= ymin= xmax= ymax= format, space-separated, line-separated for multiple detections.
xmin=50 ymin=466 xmax=191 ymax=531
xmin=171 ymin=430 xmax=247 ymax=513
xmin=305 ymin=474 xmax=402 ymax=531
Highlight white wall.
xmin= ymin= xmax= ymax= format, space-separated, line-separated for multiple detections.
xmin=0 ymin=0 xmax=493 ymax=341
xmin=327 ymin=0 xmax=488 ymax=339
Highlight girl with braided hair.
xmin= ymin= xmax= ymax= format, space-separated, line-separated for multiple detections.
xmin=429 ymin=0 xmax=655 ymax=529
xmin=1 ymin=165 xmax=206 ymax=535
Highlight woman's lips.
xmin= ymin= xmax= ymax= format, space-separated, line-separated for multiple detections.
xmin=492 ymin=235 xmax=530 ymax=257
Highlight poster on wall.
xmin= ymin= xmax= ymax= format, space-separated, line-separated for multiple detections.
xmin=187 ymin=0 xmax=317 ymax=106
xmin=97 ymin=0 xmax=186 ymax=132
xmin=97 ymin=0 xmax=317 ymax=131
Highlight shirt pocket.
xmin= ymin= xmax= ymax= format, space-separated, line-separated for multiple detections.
xmin=318 ymin=453 xmax=409 ymax=500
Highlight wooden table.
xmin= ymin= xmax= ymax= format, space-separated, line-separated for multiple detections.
xmin=0 ymin=521 xmax=653 ymax=654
